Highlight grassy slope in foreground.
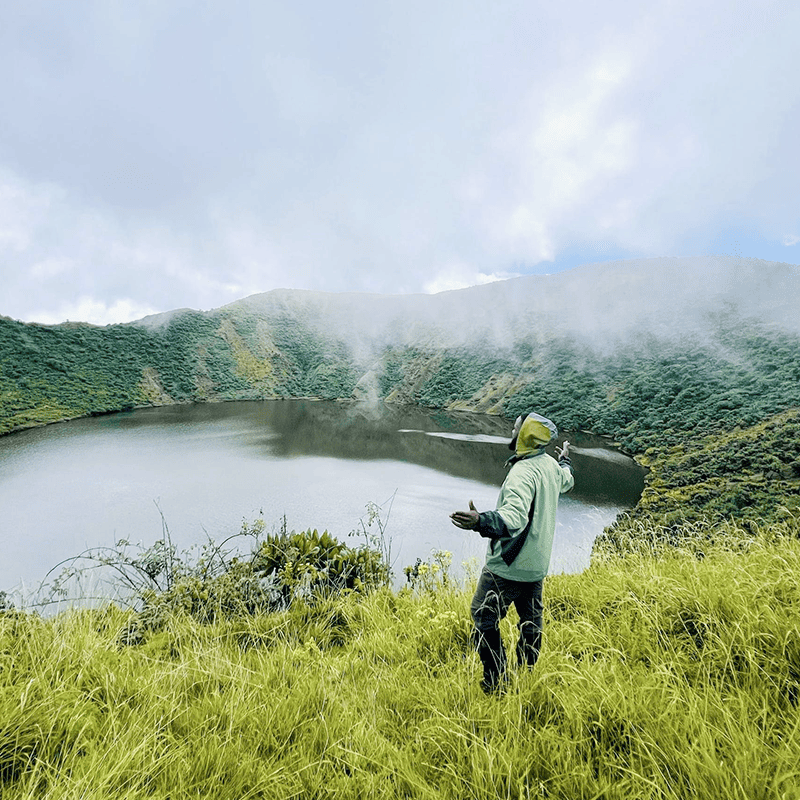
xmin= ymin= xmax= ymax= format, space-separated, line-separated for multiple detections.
xmin=2 ymin=527 xmax=799 ymax=800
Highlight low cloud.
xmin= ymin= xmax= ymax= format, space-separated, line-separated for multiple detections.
xmin=26 ymin=297 xmax=159 ymax=327
xmin=423 ymin=265 xmax=520 ymax=295
xmin=0 ymin=1 xmax=798 ymax=324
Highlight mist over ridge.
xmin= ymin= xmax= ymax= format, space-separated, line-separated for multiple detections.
xmin=2 ymin=254 xmax=800 ymax=557
xmin=136 ymin=255 xmax=800 ymax=356
xmin=2 ymin=255 xmax=799 ymax=458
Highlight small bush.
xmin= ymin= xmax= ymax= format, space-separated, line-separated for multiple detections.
xmin=38 ymin=518 xmax=388 ymax=643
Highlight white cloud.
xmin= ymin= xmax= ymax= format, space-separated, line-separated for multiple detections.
xmin=30 ymin=257 xmax=75 ymax=279
xmin=0 ymin=172 xmax=61 ymax=253
xmin=1 ymin=0 xmax=799 ymax=323
xmin=475 ymin=45 xmax=642 ymax=262
xmin=27 ymin=297 xmax=159 ymax=327
xmin=783 ymin=235 xmax=799 ymax=246
xmin=465 ymin=2 xmax=800 ymax=263
xmin=0 ymin=167 xmax=245 ymax=322
xmin=423 ymin=264 xmax=519 ymax=295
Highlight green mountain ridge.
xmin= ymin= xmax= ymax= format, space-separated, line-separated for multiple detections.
xmin=4 ymin=257 xmax=799 ymax=433
xmin=2 ymin=256 xmax=799 ymax=546
xmin=3 ymin=257 xmax=799 ymax=797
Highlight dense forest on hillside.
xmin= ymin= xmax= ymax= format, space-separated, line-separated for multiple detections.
xmin=2 ymin=302 xmax=799 ymax=548
xmin=0 ymin=310 xmax=360 ymax=434
xmin=3 ymin=309 xmax=800 ymax=444
xmin=2 ymin=266 xmax=800 ymax=797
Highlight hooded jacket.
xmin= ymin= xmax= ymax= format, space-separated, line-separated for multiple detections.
xmin=476 ymin=414 xmax=574 ymax=582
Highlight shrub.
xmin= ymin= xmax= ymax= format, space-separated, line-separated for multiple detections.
xmin=38 ymin=517 xmax=389 ymax=643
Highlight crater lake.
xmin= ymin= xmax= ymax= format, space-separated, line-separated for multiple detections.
xmin=0 ymin=400 xmax=645 ymax=605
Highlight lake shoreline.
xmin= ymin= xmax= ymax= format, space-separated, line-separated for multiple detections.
xmin=0 ymin=394 xmax=636 ymax=457
xmin=1 ymin=400 xmax=642 ymax=598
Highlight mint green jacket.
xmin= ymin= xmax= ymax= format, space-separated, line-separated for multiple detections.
xmin=478 ymin=452 xmax=574 ymax=582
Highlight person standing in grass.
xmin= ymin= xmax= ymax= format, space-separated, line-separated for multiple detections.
xmin=450 ymin=411 xmax=574 ymax=693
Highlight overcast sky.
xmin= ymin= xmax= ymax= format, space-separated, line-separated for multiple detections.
xmin=1 ymin=0 xmax=798 ymax=325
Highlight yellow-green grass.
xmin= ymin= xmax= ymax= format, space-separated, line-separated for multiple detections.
xmin=2 ymin=537 xmax=799 ymax=799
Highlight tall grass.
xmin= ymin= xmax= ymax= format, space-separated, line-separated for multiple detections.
xmin=2 ymin=536 xmax=799 ymax=799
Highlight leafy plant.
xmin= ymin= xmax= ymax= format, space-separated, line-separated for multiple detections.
xmin=403 ymin=549 xmax=453 ymax=593
xmin=36 ymin=514 xmax=389 ymax=642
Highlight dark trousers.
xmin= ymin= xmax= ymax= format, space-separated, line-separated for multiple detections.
xmin=470 ymin=567 xmax=543 ymax=691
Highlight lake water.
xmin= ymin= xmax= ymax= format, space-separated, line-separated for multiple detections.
xmin=0 ymin=400 xmax=645 ymax=605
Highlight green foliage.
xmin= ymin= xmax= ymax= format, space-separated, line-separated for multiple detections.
xmin=403 ymin=550 xmax=455 ymax=593
xmin=2 ymin=535 xmax=800 ymax=798
xmin=653 ymin=410 xmax=800 ymax=488
xmin=503 ymin=337 xmax=606 ymax=431
xmin=399 ymin=320 xmax=799 ymax=460
xmin=252 ymin=526 xmax=390 ymax=605
xmin=4 ymin=305 xmax=798 ymax=456
xmin=594 ymin=410 xmax=800 ymax=552
xmin=593 ymin=509 xmax=800 ymax=561
xmin=39 ymin=520 xmax=389 ymax=641
xmin=306 ymin=361 xmax=358 ymax=399
xmin=377 ymin=348 xmax=405 ymax=397
xmin=268 ymin=315 xmax=358 ymax=397
xmin=599 ymin=326 xmax=800 ymax=452
xmin=0 ymin=318 xmax=149 ymax=432
xmin=416 ymin=349 xmax=515 ymax=407
xmin=0 ymin=310 xmax=365 ymax=435
xmin=500 ymin=325 xmax=800 ymax=454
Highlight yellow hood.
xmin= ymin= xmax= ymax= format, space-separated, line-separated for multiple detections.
xmin=515 ymin=413 xmax=558 ymax=457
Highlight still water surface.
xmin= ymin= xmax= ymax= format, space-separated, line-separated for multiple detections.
xmin=0 ymin=400 xmax=645 ymax=602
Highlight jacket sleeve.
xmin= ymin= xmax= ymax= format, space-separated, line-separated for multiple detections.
xmin=476 ymin=467 xmax=535 ymax=540
xmin=475 ymin=510 xmax=512 ymax=541
xmin=558 ymin=455 xmax=575 ymax=493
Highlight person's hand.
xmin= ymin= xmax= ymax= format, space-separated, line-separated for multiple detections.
xmin=450 ymin=500 xmax=480 ymax=530
xmin=556 ymin=440 xmax=570 ymax=460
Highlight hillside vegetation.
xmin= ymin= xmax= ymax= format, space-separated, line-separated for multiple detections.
xmin=3 ymin=300 xmax=800 ymax=445
xmin=3 ymin=277 xmax=799 ymax=545
xmin=0 ymin=309 xmax=359 ymax=434
xmin=1 ymin=528 xmax=799 ymax=799
xmin=3 ymin=257 xmax=800 ymax=444
xmin=2 ymin=258 xmax=800 ymax=798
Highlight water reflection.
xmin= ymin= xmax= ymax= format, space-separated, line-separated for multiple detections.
xmin=0 ymin=400 xmax=645 ymax=602
xmin=158 ymin=399 xmax=643 ymax=505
